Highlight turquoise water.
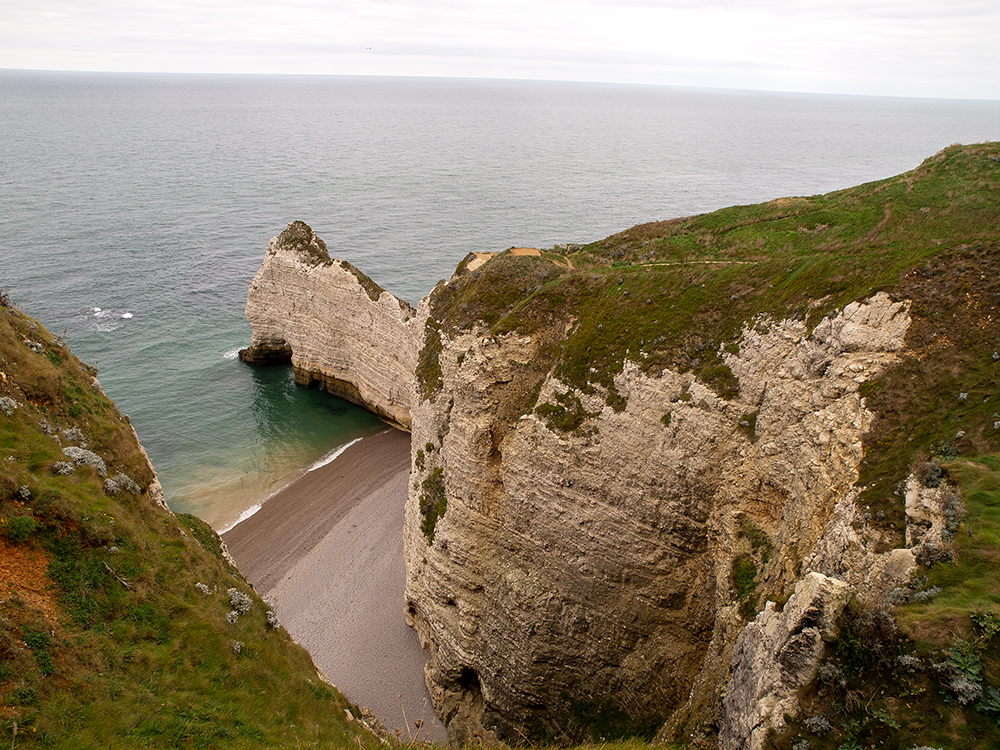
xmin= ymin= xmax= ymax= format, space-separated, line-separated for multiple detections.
xmin=2 ymin=70 xmax=998 ymax=529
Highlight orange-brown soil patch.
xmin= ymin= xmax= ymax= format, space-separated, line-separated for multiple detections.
xmin=0 ymin=538 xmax=60 ymax=628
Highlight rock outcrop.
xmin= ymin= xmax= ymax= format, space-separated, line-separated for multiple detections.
xmin=242 ymin=144 xmax=1000 ymax=748
xmin=402 ymin=292 xmax=912 ymax=743
xmin=240 ymin=221 xmax=420 ymax=429
xmin=241 ymin=222 xmax=937 ymax=744
xmin=719 ymin=572 xmax=851 ymax=750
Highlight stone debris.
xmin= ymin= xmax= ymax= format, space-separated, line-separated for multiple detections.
xmin=720 ymin=573 xmax=851 ymax=750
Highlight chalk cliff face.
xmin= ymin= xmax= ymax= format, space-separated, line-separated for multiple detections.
xmin=242 ymin=144 xmax=1000 ymax=749
xmin=239 ymin=225 xmax=926 ymax=744
xmin=402 ymin=291 xmax=914 ymax=743
xmin=240 ymin=223 xmax=957 ymax=746
xmin=241 ymin=221 xmax=419 ymax=429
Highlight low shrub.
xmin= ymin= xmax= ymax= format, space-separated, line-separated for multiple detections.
xmin=1 ymin=514 xmax=38 ymax=543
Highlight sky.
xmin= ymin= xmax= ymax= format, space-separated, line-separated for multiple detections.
xmin=2 ymin=0 xmax=998 ymax=100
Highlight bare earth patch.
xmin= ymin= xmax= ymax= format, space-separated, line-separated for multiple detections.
xmin=0 ymin=538 xmax=61 ymax=628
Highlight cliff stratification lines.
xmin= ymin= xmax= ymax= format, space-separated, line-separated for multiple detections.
xmin=240 ymin=221 xmax=420 ymax=429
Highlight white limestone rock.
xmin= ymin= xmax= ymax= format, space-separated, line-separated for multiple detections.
xmin=719 ymin=572 xmax=851 ymax=750
xmin=242 ymin=221 xmax=420 ymax=429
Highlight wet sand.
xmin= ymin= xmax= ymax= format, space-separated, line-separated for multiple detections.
xmin=222 ymin=428 xmax=446 ymax=743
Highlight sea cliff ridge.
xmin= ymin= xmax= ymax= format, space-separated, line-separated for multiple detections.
xmin=240 ymin=220 xmax=420 ymax=430
xmin=238 ymin=143 xmax=1000 ymax=749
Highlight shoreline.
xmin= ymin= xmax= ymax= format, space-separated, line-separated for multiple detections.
xmin=217 ymin=437 xmax=363 ymax=534
xmin=222 ymin=429 xmax=409 ymax=592
xmin=222 ymin=428 xmax=447 ymax=743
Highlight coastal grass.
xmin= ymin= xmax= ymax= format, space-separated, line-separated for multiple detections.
xmin=0 ymin=306 xmax=379 ymax=749
xmin=898 ymin=455 xmax=1000 ymax=639
xmin=426 ymin=143 xmax=1000 ymax=420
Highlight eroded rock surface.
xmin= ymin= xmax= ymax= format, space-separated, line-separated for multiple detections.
xmin=719 ymin=572 xmax=851 ymax=750
xmin=241 ymin=221 xmax=420 ymax=429
xmin=403 ymin=292 xmax=912 ymax=743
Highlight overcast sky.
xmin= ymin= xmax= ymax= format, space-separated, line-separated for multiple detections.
xmin=2 ymin=1 xmax=997 ymax=99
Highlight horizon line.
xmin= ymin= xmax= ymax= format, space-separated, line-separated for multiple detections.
xmin=3 ymin=66 xmax=998 ymax=105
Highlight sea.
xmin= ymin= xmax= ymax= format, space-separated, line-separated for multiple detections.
xmin=2 ymin=69 xmax=998 ymax=531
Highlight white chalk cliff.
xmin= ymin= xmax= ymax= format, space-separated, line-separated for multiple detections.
xmin=242 ymin=223 xmax=937 ymax=746
xmin=241 ymin=221 xmax=420 ymax=429
xmin=402 ymin=291 xmax=916 ymax=744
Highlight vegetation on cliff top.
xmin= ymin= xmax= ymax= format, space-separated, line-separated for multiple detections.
xmin=272 ymin=220 xmax=397 ymax=305
xmin=0 ymin=301 xmax=378 ymax=749
xmin=416 ymin=143 xmax=1000 ymax=748
xmin=272 ymin=219 xmax=333 ymax=265
xmin=423 ymin=143 xmax=999 ymax=419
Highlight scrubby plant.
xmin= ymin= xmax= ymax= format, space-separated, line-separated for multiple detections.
xmin=804 ymin=715 xmax=833 ymax=734
xmin=972 ymin=607 xmax=1000 ymax=641
xmin=273 ymin=220 xmax=332 ymax=265
xmin=51 ymin=460 xmax=74 ymax=475
xmin=977 ymin=686 xmax=1000 ymax=725
xmin=818 ymin=661 xmax=847 ymax=688
xmin=910 ymin=586 xmax=942 ymax=602
xmin=536 ymin=389 xmax=595 ymax=433
xmin=419 ymin=467 xmax=447 ymax=543
xmin=836 ymin=602 xmax=903 ymax=677
xmin=947 ymin=636 xmax=983 ymax=682
xmin=103 ymin=472 xmax=141 ymax=496
xmin=731 ymin=555 xmax=758 ymax=620
xmin=61 ymin=446 xmax=107 ymax=476
xmin=1 ymin=515 xmax=38 ymax=543
xmin=227 ymin=587 xmax=252 ymax=620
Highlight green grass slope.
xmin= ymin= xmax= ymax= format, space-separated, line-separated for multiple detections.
xmin=0 ymin=297 xmax=379 ymax=748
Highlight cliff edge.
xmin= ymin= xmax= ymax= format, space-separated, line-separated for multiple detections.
xmin=240 ymin=220 xmax=420 ymax=429
xmin=243 ymin=143 xmax=1000 ymax=749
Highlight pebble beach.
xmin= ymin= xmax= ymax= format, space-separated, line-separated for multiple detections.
xmin=222 ymin=428 xmax=447 ymax=743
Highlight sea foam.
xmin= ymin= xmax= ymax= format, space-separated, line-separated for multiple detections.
xmin=309 ymin=437 xmax=362 ymax=471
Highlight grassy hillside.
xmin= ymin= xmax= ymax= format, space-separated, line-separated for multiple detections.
xmin=0 ymin=296 xmax=380 ymax=748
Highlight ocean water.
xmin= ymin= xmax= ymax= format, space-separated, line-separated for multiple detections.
xmin=1 ymin=70 xmax=998 ymax=529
